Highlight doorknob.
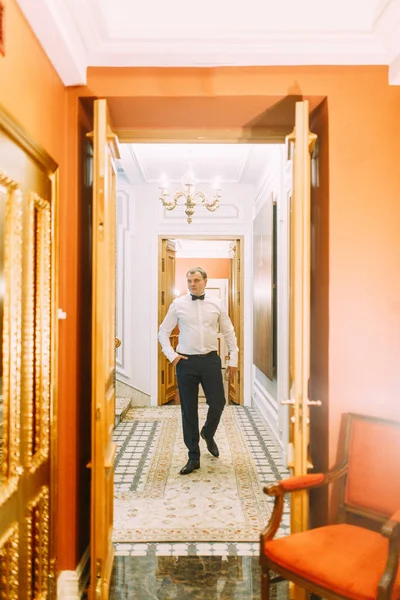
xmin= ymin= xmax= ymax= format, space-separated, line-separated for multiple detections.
xmin=115 ymin=337 xmax=121 ymax=348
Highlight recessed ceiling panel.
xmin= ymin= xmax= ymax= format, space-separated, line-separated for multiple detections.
xmin=118 ymin=142 xmax=283 ymax=188
xmin=129 ymin=143 xmax=252 ymax=182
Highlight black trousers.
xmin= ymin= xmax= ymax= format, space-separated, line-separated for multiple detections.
xmin=176 ymin=351 xmax=226 ymax=460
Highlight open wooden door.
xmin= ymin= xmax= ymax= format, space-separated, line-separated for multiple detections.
xmin=89 ymin=99 xmax=119 ymax=599
xmin=228 ymin=239 xmax=241 ymax=404
xmin=158 ymin=238 xmax=177 ymax=405
xmin=285 ymin=101 xmax=318 ymax=549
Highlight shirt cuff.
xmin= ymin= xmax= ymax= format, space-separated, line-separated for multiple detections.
xmin=228 ymin=351 xmax=238 ymax=368
xmin=167 ymin=351 xmax=179 ymax=363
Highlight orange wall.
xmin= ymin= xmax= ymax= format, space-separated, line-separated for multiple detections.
xmin=0 ymin=2 xmax=66 ymax=160
xmin=176 ymin=258 xmax=230 ymax=296
xmin=1 ymin=1 xmax=78 ymax=572
xmin=78 ymin=66 xmax=400 ymax=465
xmin=3 ymin=5 xmax=400 ymax=566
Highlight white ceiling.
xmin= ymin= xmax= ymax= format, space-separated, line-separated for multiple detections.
xmin=16 ymin=0 xmax=400 ymax=86
xmin=118 ymin=143 xmax=280 ymax=189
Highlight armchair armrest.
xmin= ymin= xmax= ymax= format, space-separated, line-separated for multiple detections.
xmin=377 ymin=508 xmax=400 ymax=600
xmin=261 ymin=462 xmax=348 ymax=542
xmin=265 ymin=473 xmax=325 ymax=497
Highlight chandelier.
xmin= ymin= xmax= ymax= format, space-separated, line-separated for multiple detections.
xmin=159 ymin=165 xmax=221 ymax=224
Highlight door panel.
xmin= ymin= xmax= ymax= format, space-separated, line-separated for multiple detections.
xmin=228 ymin=239 xmax=241 ymax=404
xmin=0 ymin=108 xmax=58 ymax=598
xmin=286 ymin=101 xmax=317 ymax=538
xmin=308 ymin=101 xmax=330 ymax=529
xmin=158 ymin=239 xmax=176 ymax=405
xmin=90 ymin=99 xmax=119 ymax=600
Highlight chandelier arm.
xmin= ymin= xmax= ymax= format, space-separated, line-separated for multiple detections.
xmin=163 ymin=202 xmax=178 ymax=211
xmin=174 ymin=191 xmax=189 ymax=203
xmin=204 ymin=203 xmax=220 ymax=213
xmin=193 ymin=191 xmax=206 ymax=203
xmin=159 ymin=189 xmax=178 ymax=210
xmin=203 ymin=194 xmax=220 ymax=211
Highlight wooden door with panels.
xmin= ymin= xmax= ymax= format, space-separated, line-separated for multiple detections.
xmin=228 ymin=239 xmax=242 ymax=404
xmin=89 ymin=99 xmax=119 ymax=600
xmin=0 ymin=107 xmax=58 ymax=598
xmin=158 ymin=239 xmax=177 ymax=405
xmin=285 ymin=101 xmax=319 ymax=554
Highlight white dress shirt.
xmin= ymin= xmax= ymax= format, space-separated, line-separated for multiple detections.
xmin=158 ymin=293 xmax=238 ymax=367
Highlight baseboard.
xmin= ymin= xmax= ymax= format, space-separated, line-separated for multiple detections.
xmin=252 ymin=379 xmax=282 ymax=451
xmin=115 ymin=396 xmax=132 ymax=427
xmin=116 ymin=379 xmax=150 ymax=406
xmin=57 ymin=571 xmax=79 ymax=600
xmin=57 ymin=546 xmax=90 ymax=599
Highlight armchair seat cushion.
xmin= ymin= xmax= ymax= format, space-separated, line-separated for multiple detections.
xmin=264 ymin=523 xmax=400 ymax=600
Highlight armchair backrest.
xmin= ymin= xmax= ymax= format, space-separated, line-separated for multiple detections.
xmin=342 ymin=413 xmax=400 ymax=522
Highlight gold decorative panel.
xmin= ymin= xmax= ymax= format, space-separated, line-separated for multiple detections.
xmin=24 ymin=193 xmax=51 ymax=472
xmin=26 ymin=486 xmax=49 ymax=599
xmin=0 ymin=523 xmax=19 ymax=600
xmin=0 ymin=105 xmax=58 ymax=600
xmin=0 ymin=173 xmax=23 ymax=491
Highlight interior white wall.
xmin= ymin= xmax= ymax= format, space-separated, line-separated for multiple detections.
xmin=116 ymin=180 xmax=255 ymax=405
xmin=251 ymin=145 xmax=290 ymax=462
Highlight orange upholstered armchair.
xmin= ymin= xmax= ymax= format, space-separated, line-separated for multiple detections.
xmin=260 ymin=413 xmax=400 ymax=600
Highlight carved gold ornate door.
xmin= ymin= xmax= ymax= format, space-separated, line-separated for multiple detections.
xmin=0 ymin=109 xmax=58 ymax=598
xmin=286 ymin=101 xmax=318 ymax=541
xmin=89 ymin=99 xmax=119 ymax=599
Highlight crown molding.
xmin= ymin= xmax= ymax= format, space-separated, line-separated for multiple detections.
xmin=16 ymin=0 xmax=88 ymax=86
xmin=87 ymin=33 xmax=387 ymax=67
xmin=389 ymin=53 xmax=400 ymax=85
xmin=16 ymin=0 xmax=400 ymax=86
xmin=373 ymin=0 xmax=400 ymax=84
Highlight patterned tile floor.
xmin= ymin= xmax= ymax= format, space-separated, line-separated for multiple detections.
xmin=110 ymin=555 xmax=282 ymax=600
xmin=113 ymin=406 xmax=290 ymax=558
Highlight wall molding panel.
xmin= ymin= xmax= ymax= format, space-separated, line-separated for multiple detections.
xmin=116 ymin=185 xmax=135 ymax=386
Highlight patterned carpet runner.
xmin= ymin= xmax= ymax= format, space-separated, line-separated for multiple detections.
xmin=113 ymin=406 xmax=271 ymax=542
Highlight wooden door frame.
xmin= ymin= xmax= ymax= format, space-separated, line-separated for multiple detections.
xmin=158 ymin=238 xmax=177 ymax=405
xmin=157 ymin=234 xmax=244 ymax=406
xmin=124 ymin=129 xmax=289 ymax=414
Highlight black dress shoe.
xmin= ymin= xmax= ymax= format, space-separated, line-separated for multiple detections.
xmin=200 ymin=430 xmax=219 ymax=457
xmin=179 ymin=459 xmax=200 ymax=475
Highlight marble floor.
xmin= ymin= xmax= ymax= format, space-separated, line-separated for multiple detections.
xmin=111 ymin=406 xmax=290 ymax=599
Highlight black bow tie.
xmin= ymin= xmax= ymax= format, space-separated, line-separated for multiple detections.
xmin=191 ymin=294 xmax=205 ymax=301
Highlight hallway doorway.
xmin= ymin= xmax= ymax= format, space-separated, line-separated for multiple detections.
xmin=86 ymin=98 xmax=329 ymax=599
xmin=157 ymin=236 xmax=244 ymax=407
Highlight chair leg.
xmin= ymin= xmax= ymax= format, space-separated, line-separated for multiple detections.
xmin=261 ymin=568 xmax=270 ymax=600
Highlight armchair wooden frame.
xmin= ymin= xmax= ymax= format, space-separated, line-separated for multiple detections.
xmin=260 ymin=413 xmax=400 ymax=600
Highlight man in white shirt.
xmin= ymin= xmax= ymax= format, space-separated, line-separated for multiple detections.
xmin=158 ymin=267 xmax=238 ymax=475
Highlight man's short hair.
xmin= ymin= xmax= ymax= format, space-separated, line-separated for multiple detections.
xmin=186 ymin=267 xmax=207 ymax=280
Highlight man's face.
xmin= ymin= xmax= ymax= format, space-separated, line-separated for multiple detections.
xmin=187 ymin=271 xmax=207 ymax=296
